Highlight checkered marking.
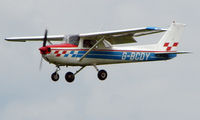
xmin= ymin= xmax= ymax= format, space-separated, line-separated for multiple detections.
xmin=50 ymin=50 xmax=177 ymax=61
xmin=163 ymin=42 xmax=179 ymax=51
xmin=53 ymin=50 xmax=78 ymax=57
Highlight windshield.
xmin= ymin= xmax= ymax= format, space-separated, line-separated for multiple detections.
xmin=68 ymin=35 xmax=80 ymax=46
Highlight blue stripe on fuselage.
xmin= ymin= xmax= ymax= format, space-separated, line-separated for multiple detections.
xmin=78 ymin=51 xmax=122 ymax=56
xmin=63 ymin=50 xmax=176 ymax=61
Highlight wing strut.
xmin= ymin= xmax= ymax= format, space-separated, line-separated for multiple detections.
xmin=79 ymin=37 xmax=105 ymax=61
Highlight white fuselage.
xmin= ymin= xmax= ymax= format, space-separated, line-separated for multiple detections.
xmin=42 ymin=44 xmax=175 ymax=66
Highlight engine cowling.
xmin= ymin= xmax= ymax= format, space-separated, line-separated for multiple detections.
xmin=39 ymin=47 xmax=51 ymax=54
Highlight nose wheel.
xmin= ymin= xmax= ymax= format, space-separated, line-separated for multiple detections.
xmin=51 ymin=66 xmax=60 ymax=82
xmin=51 ymin=72 xmax=60 ymax=81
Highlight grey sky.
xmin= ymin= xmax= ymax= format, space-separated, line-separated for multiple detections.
xmin=0 ymin=0 xmax=199 ymax=120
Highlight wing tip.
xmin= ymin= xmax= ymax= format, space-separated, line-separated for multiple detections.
xmin=146 ymin=27 xmax=163 ymax=30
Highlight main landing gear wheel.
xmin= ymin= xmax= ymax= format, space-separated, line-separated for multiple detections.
xmin=65 ymin=72 xmax=75 ymax=83
xmin=51 ymin=72 xmax=59 ymax=82
xmin=98 ymin=70 xmax=107 ymax=80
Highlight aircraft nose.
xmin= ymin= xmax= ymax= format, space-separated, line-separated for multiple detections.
xmin=39 ymin=46 xmax=51 ymax=54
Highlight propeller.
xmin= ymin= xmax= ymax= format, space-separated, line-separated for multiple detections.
xmin=39 ymin=29 xmax=48 ymax=70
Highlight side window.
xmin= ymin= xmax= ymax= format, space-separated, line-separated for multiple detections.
xmin=83 ymin=40 xmax=96 ymax=48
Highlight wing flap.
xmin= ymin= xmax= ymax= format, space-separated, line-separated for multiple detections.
xmin=106 ymin=34 xmax=136 ymax=44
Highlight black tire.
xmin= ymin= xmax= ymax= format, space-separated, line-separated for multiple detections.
xmin=65 ymin=72 xmax=75 ymax=83
xmin=51 ymin=72 xmax=59 ymax=82
xmin=98 ymin=70 xmax=107 ymax=80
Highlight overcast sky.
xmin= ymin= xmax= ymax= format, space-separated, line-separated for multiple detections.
xmin=0 ymin=0 xmax=199 ymax=120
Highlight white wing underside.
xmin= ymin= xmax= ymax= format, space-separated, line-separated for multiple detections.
xmin=5 ymin=27 xmax=166 ymax=45
xmin=5 ymin=35 xmax=65 ymax=42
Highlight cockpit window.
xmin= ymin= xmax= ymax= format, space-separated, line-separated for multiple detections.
xmin=83 ymin=39 xmax=112 ymax=48
xmin=83 ymin=40 xmax=96 ymax=48
xmin=68 ymin=35 xmax=80 ymax=46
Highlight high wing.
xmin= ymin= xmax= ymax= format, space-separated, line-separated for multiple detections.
xmin=5 ymin=27 xmax=166 ymax=44
xmin=79 ymin=27 xmax=167 ymax=44
xmin=5 ymin=35 xmax=65 ymax=42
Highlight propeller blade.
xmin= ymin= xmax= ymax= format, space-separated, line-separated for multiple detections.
xmin=39 ymin=56 xmax=43 ymax=70
xmin=43 ymin=29 xmax=48 ymax=47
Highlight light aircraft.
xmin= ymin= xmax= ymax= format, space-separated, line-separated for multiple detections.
xmin=5 ymin=22 xmax=188 ymax=83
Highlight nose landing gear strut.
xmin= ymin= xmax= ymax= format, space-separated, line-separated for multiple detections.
xmin=51 ymin=66 xmax=60 ymax=82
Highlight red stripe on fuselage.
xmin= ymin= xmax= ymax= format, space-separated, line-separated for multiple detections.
xmin=47 ymin=43 xmax=78 ymax=48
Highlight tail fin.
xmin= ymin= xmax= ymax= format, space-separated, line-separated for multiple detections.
xmin=156 ymin=22 xmax=185 ymax=51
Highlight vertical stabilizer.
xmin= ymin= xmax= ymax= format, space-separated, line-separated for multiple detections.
xmin=156 ymin=22 xmax=185 ymax=51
